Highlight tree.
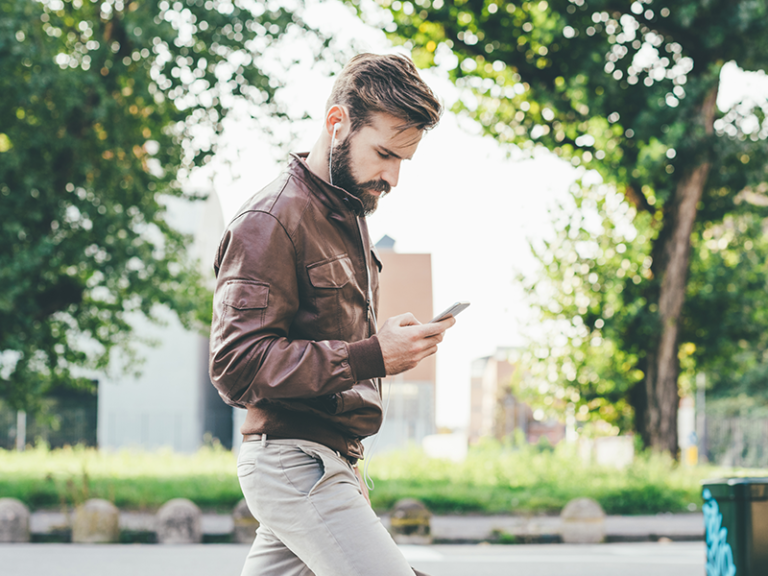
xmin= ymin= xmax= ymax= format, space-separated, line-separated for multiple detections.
xmin=374 ymin=0 xmax=768 ymax=452
xmin=0 ymin=0 xmax=326 ymax=415
xmin=514 ymin=175 xmax=768 ymax=437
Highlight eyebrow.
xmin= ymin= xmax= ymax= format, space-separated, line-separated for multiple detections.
xmin=379 ymin=146 xmax=413 ymax=161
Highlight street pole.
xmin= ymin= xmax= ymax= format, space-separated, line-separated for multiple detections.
xmin=695 ymin=373 xmax=706 ymax=463
xmin=15 ymin=410 xmax=26 ymax=452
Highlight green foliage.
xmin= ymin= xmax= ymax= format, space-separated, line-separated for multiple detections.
xmin=367 ymin=441 xmax=725 ymax=514
xmin=516 ymin=182 xmax=654 ymax=430
xmin=0 ymin=443 xmax=241 ymax=510
xmin=378 ymin=0 xmax=768 ymax=193
xmin=0 ymin=0 xmax=323 ymax=412
xmin=371 ymin=0 xmax=768 ymax=437
xmin=517 ymin=182 xmax=768 ymax=429
xmin=685 ymin=210 xmax=768 ymax=403
xmin=4 ymin=442 xmax=759 ymax=515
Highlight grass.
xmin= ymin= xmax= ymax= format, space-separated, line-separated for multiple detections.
xmin=0 ymin=444 xmax=241 ymax=511
xmin=366 ymin=442 xmax=723 ymax=515
xmin=1 ymin=441 xmax=764 ymax=515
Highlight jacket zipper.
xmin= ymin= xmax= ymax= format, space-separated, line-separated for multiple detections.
xmin=355 ymin=216 xmax=377 ymax=337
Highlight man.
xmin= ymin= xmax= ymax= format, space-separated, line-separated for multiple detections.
xmin=209 ymin=53 xmax=453 ymax=576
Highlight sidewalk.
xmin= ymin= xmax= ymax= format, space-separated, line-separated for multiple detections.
xmin=1 ymin=542 xmax=707 ymax=576
xmin=29 ymin=510 xmax=704 ymax=543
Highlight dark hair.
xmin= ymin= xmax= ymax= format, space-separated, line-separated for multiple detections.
xmin=327 ymin=53 xmax=443 ymax=133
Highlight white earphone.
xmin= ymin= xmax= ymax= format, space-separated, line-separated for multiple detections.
xmin=329 ymin=123 xmax=339 ymax=186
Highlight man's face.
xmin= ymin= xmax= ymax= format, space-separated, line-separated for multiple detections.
xmin=330 ymin=112 xmax=423 ymax=216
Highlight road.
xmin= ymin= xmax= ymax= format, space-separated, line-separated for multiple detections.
xmin=1 ymin=542 xmax=705 ymax=576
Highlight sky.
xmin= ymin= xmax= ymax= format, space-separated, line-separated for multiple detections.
xmin=186 ymin=1 xmax=768 ymax=430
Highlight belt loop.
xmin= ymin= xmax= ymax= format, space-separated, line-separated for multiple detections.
xmin=261 ymin=434 xmax=267 ymax=447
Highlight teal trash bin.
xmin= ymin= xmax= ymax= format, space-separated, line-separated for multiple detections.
xmin=702 ymin=478 xmax=768 ymax=576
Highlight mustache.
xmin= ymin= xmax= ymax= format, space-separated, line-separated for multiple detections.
xmin=358 ymin=179 xmax=391 ymax=194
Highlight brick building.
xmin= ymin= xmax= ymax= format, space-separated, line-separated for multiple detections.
xmin=370 ymin=235 xmax=437 ymax=452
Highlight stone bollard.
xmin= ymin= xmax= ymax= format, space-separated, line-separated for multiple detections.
xmin=232 ymin=499 xmax=259 ymax=544
xmin=0 ymin=498 xmax=31 ymax=543
xmin=389 ymin=499 xmax=432 ymax=545
xmin=156 ymin=498 xmax=202 ymax=544
xmin=72 ymin=499 xmax=120 ymax=543
xmin=560 ymin=497 xmax=605 ymax=544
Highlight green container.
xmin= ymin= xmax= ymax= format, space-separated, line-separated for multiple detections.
xmin=702 ymin=478 xmax=768 ymax=576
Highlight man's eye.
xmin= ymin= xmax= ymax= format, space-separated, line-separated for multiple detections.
xmin=377 ymin=151 xmax=391 ymax=159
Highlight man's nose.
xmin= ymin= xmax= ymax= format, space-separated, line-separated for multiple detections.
xmin=382 ymin=160 xmax=401 ymax=188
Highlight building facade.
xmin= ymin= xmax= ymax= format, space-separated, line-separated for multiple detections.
xmin=367 ymin=235 xmax=437 ymax=453
xmin=97 ymin=192 xmax=230 ymax=452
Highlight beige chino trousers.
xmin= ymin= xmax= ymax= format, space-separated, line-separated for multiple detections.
xmin=237 ymin=436 xmax=429 ymax=576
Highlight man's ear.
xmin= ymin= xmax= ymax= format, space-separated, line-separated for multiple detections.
xmin=325 ymin=105 xmax=349 ymax=139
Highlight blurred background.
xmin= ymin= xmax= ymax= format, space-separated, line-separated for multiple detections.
xmin=2 ymin=0 xmax=768 ymax=518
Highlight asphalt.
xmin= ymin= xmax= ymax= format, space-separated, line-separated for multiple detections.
xmin=29 ymin=510 xmax=704 ymax=543
xmin=0 ymin=542 xmax=707 ymax=576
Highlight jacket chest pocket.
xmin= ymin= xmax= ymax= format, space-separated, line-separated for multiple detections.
xmin=307 ymin=254 xmax=355 ymax=289
xmin=306 ymin=254 xmax=360 ymax=339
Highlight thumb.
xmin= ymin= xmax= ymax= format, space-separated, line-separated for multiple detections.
xmin=395 ymin=312 xmax=421 ymax=327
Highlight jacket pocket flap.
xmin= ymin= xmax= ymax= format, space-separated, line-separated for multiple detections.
xmin=223 ymin=280 xmax=269 ymax=310
xmin=307 ymin=255 xmax=353 ymax=289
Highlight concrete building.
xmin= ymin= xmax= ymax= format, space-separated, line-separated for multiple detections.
xmin=97 ymin=192 xmax=229 ymax=452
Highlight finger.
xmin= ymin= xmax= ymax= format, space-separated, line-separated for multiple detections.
xmin=420 ymin=332 xmax=444 ymax=346
xmin=416 ymin=344 xmax=439 ymax=361
xmin=419 ymin=316 xmax=456 ymax=337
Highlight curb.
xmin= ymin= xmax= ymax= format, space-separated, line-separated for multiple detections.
xmin=27 ymin=511 xmax=704 ymax=544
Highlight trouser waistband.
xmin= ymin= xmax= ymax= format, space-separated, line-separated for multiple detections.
xmin=242 ymin=434 xmax=358 ymax=466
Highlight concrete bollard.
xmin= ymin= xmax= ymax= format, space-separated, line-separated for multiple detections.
xmin=0 ymin=498 xmax=31 ymax=543
xmin=156 ymin=498 xmax=202 ymax=544
xmin=72 ymin=499 xmax=120 ymax=543
xmin=232 ymin=499 xmax=259 ymax=544
xmin=560 ymin=497 xmax=605 ymax=544
xmin=389 ymin=498 xmax=432 ymax=545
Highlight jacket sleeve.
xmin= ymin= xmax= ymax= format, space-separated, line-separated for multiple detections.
xmin=208 ymin=210 xmax=377 ymax=408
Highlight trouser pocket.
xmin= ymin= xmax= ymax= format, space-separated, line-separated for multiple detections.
xmin=279 ymin=445 xmax=326 ymax=497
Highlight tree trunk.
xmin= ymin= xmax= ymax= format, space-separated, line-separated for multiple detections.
xmin=643 ymin=85 xmax=719 ymax=454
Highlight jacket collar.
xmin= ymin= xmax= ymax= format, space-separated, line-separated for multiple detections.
xmin=289 ymin=152 xmax=364 ymax=218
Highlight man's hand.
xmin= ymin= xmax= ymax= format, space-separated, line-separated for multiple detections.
xmin=354 ymin=465 xmax=371 ymax=505
xmin=377 ymin=313 xmax=455 ymax=376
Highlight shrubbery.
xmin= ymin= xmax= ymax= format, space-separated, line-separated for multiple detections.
xmin=366 ymin=440 xmax=724 ymax=514
xmin=1 ymin=440 xmax=763 ymax=514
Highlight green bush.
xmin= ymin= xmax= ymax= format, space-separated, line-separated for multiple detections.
xmin=365 ymin=440 xmax=765 ymax=514
xmin=0 ymin=444 xmax=241 ymax=512
xmin=1 ymin=440 xmax=764 ymax=514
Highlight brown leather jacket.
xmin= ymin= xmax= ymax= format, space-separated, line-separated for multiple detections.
xmin=209 ymin=154 xmax=386 ymax=460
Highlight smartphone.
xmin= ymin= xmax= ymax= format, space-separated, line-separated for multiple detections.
xmin=430 ymin=301 xmax=470 ymax=323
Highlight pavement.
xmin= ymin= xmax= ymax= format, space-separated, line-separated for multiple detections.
xmin=0 ymin=542 xmax=706 ymax=576
xmin=29 ymin=510 xmax=704 ymax=543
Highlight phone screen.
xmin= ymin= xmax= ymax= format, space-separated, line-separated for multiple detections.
xmin=430 ymin=301 xmax=470 ymax=323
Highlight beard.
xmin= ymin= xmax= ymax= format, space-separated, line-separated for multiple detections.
xmin=329 ymin=135 xmax=390 ymax=217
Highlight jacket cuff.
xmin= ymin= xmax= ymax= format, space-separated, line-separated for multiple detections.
xmin=348 ymin=335 xmax=387 ymax=382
